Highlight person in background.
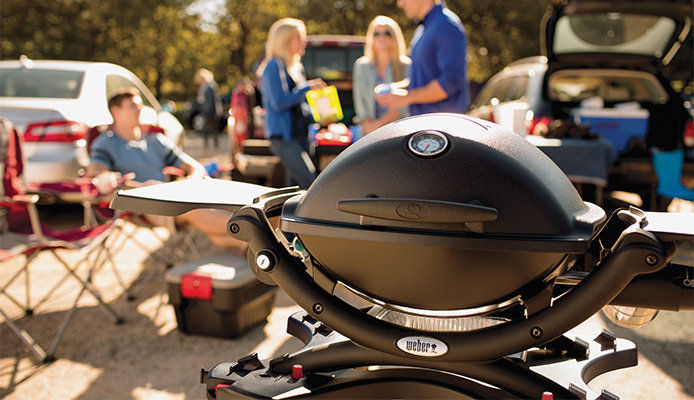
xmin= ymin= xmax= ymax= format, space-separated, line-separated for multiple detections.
xmin=377 ymin=0 xmax=469 ymax=115
xmin=86 ymin=88 xmax=244 ymax=251
xmin=195 ymin=68 xmax=223 ymax=149
xmin=228 ymin=78 xmax=258 ymax=157
xmin=353 ymin=15 xmax=411 ymax=135
xmin=258 ymin=18 xmax=325 ymax=189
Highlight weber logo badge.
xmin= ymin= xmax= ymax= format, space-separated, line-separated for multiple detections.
xmin=396 ymin=336 xmax=448 ymax=357
xmin=396 ymin=202 xmax=429 ymax=220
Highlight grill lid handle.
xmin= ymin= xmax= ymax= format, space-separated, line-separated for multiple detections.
xmin=337 ymin=198 xmax=498 ymax=227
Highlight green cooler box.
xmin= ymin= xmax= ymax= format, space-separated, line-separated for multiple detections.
xmin=165 ymin=252 xmax=276 ymax=338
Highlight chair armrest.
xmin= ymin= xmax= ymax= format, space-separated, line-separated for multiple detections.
xmin=0 ymin=194 xmax=46 ymax=241
xmin=10 ymin=194 xmax=40 ymax=204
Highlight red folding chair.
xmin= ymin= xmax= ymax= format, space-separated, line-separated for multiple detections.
xmin=0 ymin=119 xmax=124 ymax=363
xmin=81 ymin=124 xmax=202 ymax=301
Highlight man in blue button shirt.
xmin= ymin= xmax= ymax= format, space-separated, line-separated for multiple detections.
xmin=377 ymin=0 xmax=469 ymax=115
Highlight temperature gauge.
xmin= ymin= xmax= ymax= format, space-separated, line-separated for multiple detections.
xmin=408 ymin=131 xmax=449 ymax=157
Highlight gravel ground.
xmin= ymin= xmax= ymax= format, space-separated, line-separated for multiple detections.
xmin=1 ymin=131 xmax=693 ymax=399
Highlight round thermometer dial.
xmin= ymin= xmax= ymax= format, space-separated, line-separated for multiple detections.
xmin=408 ymin=131 xmax=449 ymax=157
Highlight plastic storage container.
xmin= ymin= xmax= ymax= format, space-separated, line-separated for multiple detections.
xmin=165 ymin=252 xmax=276 ymax=338
xmin=571 ymin=107 xmax=649 ymax=152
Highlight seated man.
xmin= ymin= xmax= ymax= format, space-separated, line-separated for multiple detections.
xmin=86 ymin=87 xmax=243 ymax=251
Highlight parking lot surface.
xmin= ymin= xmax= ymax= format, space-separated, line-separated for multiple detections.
xmin=1 ymin=131 xmax=693 ymax=399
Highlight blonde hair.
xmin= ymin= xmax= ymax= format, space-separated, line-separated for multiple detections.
xmin=364 ymin=16 xmax=410 ymax=81
xmin=258 ymin=18 xmax=306 ymax=82
xmin=195 ymin=68 xmax=214 ymax=83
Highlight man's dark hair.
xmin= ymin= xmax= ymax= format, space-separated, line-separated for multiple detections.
xmin=107 ymin=87 xmax=141 ymax=112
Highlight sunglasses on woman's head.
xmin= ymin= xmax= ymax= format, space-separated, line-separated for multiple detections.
xmin=373 ymin=30 xmax=392 ymax=38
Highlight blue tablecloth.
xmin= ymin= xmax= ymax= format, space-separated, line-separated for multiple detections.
xmin=526 ymin=136 xmax=618 ymax=187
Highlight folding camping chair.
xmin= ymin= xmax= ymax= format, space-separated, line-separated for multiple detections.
xmin=99 ymin=211 xmax=203 ymax=301
xmin=81 ymin=125 xmax=203 ymax=301
xmin=0 ymin=119 xmax=124 ymax=363
xmin=652 ymin=148 xmax=694 ymax=204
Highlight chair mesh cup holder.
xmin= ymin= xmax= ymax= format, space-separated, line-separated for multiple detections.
xmin=111 ymin=114 xmax=694 ymax=399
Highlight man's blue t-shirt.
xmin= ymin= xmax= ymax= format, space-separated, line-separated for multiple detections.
xmin=90 ymin=130 xmax=185 ymax=182
xmin=409 ymin=3 xmax=469 ymax=115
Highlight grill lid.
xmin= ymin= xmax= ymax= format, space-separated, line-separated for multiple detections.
xmin=279 ymin=114 xmax=606 ymax=310
xmin=282 ymin=113 xmax=604 ymax=246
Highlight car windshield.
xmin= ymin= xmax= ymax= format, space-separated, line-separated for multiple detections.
xmin=548 ymin=69 xmax=668 ymax=104
xmin=553 ymin=13 xmax=677 ymax=58
xmin=0 ymin=68 xmax=85 ymax=98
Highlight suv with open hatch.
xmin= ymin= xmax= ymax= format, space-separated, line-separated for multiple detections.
xmin=468 ymin=0 xmax=693 ymax=208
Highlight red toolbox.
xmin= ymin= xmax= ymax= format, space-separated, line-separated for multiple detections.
xmin=165 ymin=252 xmax=276 ymax=338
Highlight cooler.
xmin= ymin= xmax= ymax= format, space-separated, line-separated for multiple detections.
xmin=571 ymin=107 xmax=649 ymax=152
xmin=165 ymin=252 xmax=276 ymax=338
xmin=312 ymin=123 xmax=352 ymax=172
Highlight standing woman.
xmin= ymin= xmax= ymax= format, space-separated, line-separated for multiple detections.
xmin=258 ymin=18 xmax=325 ymax=189
xmin=353 ymin=16 xmax=411 ymax=135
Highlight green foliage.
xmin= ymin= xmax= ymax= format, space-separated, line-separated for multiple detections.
xmin=296 ymin=0 xmax=405 ymax=36
xmin=0 ymin=0 xmax=553 ymax=100
xmin=1 ymin=0 xmax=212 ymax=100
xmin=215 ymin=0 xmax=291 ymax=89
xmin=2 ymin=0 xmax=689 ymax=103
xmin=221 ymin=0 xmax=550 ymax=87
xmin=446 ymin=0 xmax=552 ymax=82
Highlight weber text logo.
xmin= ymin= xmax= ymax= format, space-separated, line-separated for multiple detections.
xmin=396 ymin=336 xmax=448 ymax=357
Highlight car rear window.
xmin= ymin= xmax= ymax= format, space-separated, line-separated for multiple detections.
xmin=547 ymin=69 xmax=669 ymax=104
xmin=303 ymin=47 xmax=363 ymax=81
xmin=553 ymin=13 xmax=677 ymax=59
xmin=0 ymin=68 xmax=85 ymax=99
xmin=472 ymin=78 xmax=514 ymax=107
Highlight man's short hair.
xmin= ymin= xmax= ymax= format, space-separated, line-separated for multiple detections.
xmin=107 ymin=87 xmax=140 ymax=113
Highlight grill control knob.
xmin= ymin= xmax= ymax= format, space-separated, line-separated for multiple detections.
xmin=256 ymin=250 xmax=276 ymax=272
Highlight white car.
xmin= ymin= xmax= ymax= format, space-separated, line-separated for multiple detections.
xmin=0 ymin=58 xmax=184 ymax=198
